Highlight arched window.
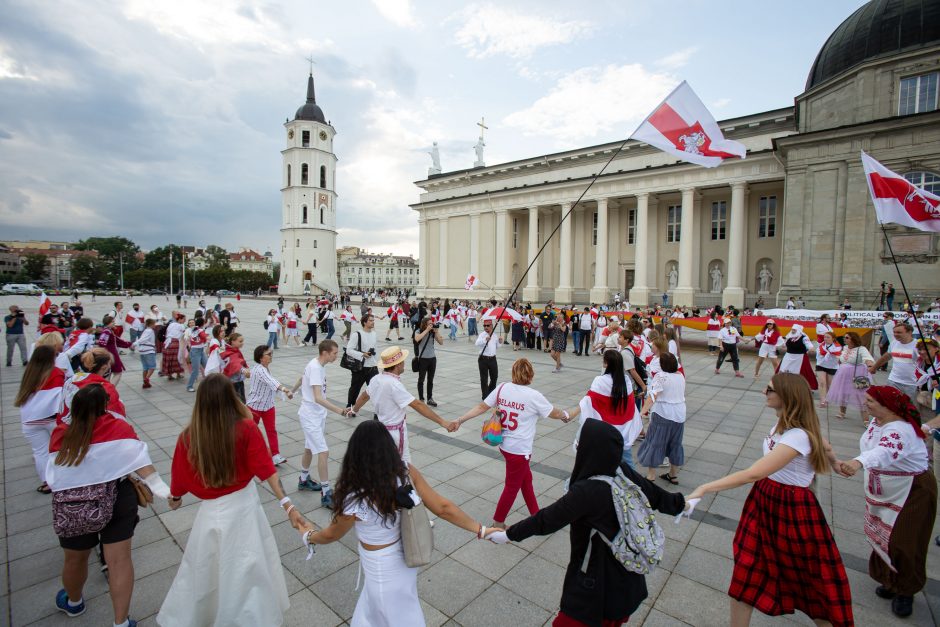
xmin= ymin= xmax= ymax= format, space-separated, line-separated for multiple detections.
xmin=320 ymin=207 xmax=324 ymax=224
xmin=320 ymin=165 xmax=327 ymax=188
xmin=314 ymin=259 xmax=317 ymax=268
xmin=295 ymin=260 xmax=299 ymax=267
xmin=903 ymin=171 xmax=940 ymax=195
xmin=296 ymin=239 xmax=300 ymax=247
xmin=302 ymin=205 xmax=307 ymax=224
xmin=286 ymin=164 xmax=291 ymax=186
xmin=301 ymin=163 xmax=309 ymax=185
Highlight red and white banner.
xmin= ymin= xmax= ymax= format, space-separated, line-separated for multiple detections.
xmin=20 ymin=367 xmax=65 ymax=424
xmin=46 ymin=412 xmax=152 ymax=491
xmin=861 ymin=151 xmax=940 ymax=232
xmin=464 ymin=273 xmax=480 ymax=291
xmin=631 ymin=81 xmax=746 ymax=168
xmin=38 ymin=292 xmax=51 ymax=317
xmin=576 ymin=375 xmax=641 ymax=451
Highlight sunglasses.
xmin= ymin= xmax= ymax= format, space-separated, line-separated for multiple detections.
xmin=764 ymin=386 xmax=776 ymax=395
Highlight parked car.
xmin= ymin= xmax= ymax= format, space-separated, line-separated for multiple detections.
xmin=216 ymin=289 xmax=236 ymax=296
xmin=2 ymin=283 xmax=42 ymax=294
xmin=148 ymin=289 xmax=168 ymax=296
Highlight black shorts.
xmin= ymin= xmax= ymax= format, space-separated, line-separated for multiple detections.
xmin=58 ymin=479 xmax=139 ymax=551
xmin=389 ymin=318 xmax=399 ymax=329
xmin=815 ymin=365 xmax=837 ymax=375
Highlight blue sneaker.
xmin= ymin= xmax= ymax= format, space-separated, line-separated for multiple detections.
xmin=55 ymin=589 xmax=86 ymax=617
xmin=298 ymin=477 xmax=322 ymax=491
xmin=128 ymin=619 xmax=137 ymax=627
xmin=321 ymin=490 xmax=334 ymax=508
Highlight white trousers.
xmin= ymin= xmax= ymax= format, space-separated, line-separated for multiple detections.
xmin=23 ymin=420 xmax=55 ymax=483
xmin=352 ymin=541 xmax=424 ymax=627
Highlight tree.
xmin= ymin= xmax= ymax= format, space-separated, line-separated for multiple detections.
xmin=272 ymin=262 xmax=280 ymax=284
xmin=204 ymin=244 xmax=229 ymax=268
xmin=74 ymin=236 xmax=140 ymax=275
xmin=70 ymin=254 xmax=111 ymax=287
xmin=21 ymin=254 xmax=49 ymax=280
xmin=143 ymin=245 xmax=184 ymax=271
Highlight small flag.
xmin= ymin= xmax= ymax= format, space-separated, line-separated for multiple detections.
xmin=631 ymin=81 xmax=746 ymax=168
xmin=38 ymin=292 xmax=51 ymax=317
xmin=464 ymin=274 xmax=480 ymax=291
xmin=861 ymin=151 xmax=940 ymax=232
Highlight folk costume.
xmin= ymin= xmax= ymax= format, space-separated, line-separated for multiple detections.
xmin=778 ymin=325 xmax=818 ymax=390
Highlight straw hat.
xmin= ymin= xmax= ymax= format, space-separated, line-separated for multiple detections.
xmin=379 ymin=346 xmax=409 ymax=369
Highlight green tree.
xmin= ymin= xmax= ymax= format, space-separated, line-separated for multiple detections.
xmin=204 ymin=245 xmax=229 ymax=268
xmin=70 ymin=254 xmax=111 ymax=287
xmin=74 ymin=236 xmax=140 ymax=275
xmin=272 ymin=262 xmax=280 ymax=284
xmin=143 ymin=245 xmax=184 ymax=271
xmin=21 ymin=254 xmax=49 ymax=280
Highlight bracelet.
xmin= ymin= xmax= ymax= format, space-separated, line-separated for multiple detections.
xmin=286 ymin=504 xmax=296 ymax=516
xmin=477 ymin=524 xmax=486 ymax=539
xmin=279 ymin=496 xmax=292 ymax=507
xmin=169 ymin=496 xmax=181 ymax=502
xmin=562 ymin=410 xmax=569 ymax=422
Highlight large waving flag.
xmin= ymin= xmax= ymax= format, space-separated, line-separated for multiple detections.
xmin=464 ymin=273 xmax=480 ymax=291
xmin=38 ymin=292 xmax=51 ymax=317
xmin=631 ymin=81 xmax=746 ymax=168
xmin=862 ymin=151 xmax=940 ymax=232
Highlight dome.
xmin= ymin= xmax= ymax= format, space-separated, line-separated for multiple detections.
xmin=806 ymin=0 xmax=940 ymax=90
xmin=294 ymin=74 xmax=326 ymax=123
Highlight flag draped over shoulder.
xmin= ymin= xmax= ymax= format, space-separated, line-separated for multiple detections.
xmin=631 ymin=81 xmax=746 ymax=168
xmin=862 ymin=151 xmax=940 ymax=232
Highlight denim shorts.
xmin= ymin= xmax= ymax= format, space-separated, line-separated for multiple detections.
xmin=140 ymin=353 xmax=156 ymax=370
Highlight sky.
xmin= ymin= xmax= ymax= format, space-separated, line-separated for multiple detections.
xmin=0 ymin=0 xmax=869 ymax=260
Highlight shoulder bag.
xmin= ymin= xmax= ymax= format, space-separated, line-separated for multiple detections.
xmin=411 ymin=329 xmax=431 ymax=373
xmin=129 ymin=475 xmax=154 ymax=507
xmin=481 ymin=383 xmax=506 ymax=446
xmin=340 ymin=332 xmax=364 ymax=372
xmin=852 ymin=347 xmax=870 ymax=390
xmin=400 ymin=471 xmax=434 ymax=567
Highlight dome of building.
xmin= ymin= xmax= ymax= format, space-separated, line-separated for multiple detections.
xmin=806 ymin=0 xmax=940 ymax=90
xmin=294 ymin=74 xmax=326 ymax=123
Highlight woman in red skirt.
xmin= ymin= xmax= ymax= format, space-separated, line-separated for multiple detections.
xmin=688 ymin=373 xmax=853 ymax=626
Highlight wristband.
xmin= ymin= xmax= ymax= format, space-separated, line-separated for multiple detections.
xmin=286 ymin=504 xmax=296 ymax=516
xmin=279 ymin=496 xmax=292 ymax=507
xmin=562 ymin=410 xmax=569 ymax=422
xmin=143 ymin=472 xmax=172 ymax=499
xmin=477 ymin=524 xmax=486 ymax=539
xmin=169 ymin=496 xmax=182 ymax=502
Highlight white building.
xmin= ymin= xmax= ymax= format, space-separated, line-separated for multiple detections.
xmin=279 ymin=73 xmax=339 ymax=296
xmin=339 ymin=251 xmax=420 ymax=294
xmin=229 ymin=248 xmax=274 ymax=275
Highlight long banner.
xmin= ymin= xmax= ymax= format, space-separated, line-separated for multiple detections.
xmin=760 ymin=309 xmax=939 ymax=329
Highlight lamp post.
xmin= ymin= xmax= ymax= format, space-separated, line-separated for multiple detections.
xmin=169 ymin=251 xmax=173 ymax=294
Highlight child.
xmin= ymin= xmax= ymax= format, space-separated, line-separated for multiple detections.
xmin=637 ymin=353 xmax=686 ymax=484
xmin=132 ymin=319 xmax=157 ymax=388
xmin=220 ymin=333 xmax=250 ymax=402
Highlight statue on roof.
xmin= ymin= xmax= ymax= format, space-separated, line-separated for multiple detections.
xmin=428 ymin=142 xmax=442 ymax=176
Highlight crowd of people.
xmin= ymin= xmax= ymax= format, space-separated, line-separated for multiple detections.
xmin=5 ymin=289 xmax=940 ymax=626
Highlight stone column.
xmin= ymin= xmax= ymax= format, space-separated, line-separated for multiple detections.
xmin=673 ymin=188 xmax=698 ymax=306
xmin=469 ymin=213 xmax=480 ymax=283
xmin=723 ymin=182 xmax=749 ymax=307
xmin=590 ymin=198 xmax=610 ymax=303
xmin=438 ymin=217 xmax=448 ymax=288
xmin=417 ymin=217 xmax=428 ymax=297
xmin=555 ymin=202 xmax=574 ymax=302
xmin=522 ymin=206 xmax=540 ymax=302
xmin=495 ymin=209 xmax=510 ymax=291
xmin=630 ymin=193 xmax=653 ymax=306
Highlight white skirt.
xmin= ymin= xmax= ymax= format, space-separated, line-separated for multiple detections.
xmin=351 ymin=540 xmax=423 ymax=627
xmin=157 ymin=482 xmax=289 ymax=627
xmin=779 ymin=352 xmax=803 ymax=374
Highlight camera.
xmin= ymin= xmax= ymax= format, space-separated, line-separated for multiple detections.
xmin=16 ymin=311 xmax=25 ymax=318
xmin=433 ymin=323 xmax=440 ymax=329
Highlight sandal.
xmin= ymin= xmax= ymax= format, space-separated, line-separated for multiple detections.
xmin=659 ymin=473 xmax=679 ymax=485
xmin=37 ymin=482 xmax=52 ymax=494
xmin=835 ymin=412 xmax=846 ymax=420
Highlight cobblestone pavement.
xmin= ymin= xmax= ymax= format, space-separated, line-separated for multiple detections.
xmin=1 ymin=295 xmax=937 ymax=625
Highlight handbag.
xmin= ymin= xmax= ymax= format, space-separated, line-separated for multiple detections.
xmin=851 ymin=347 xmax=870 ymax=390
xmin=400 ymin=472 xmax=433 ymax=567
xmin=916 ymin=389 xmax=932 ymax=408
xmin=411 ymin=328 xmax=431 ymax=373
xmin=340 ymin=332 xmax=364 ymax=372
xmin=52 ymin=480 xmax=118 ymax=538
xmin=481 ymin=384 xmax=506 ymax=446
xmin=129 ymin=475 xmax=154 ymax=507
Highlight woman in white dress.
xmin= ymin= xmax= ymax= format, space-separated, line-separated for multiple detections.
xmin=299 ymin=420 xmax=497 ymax=627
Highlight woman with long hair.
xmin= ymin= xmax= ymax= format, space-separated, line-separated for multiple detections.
xmin=550 ymin=314 xmax=569 ymax=373
xmin=15 ymin=345 xmax=65 ymax=493
xmin=61 ymin=348 xmax=126 ymax=422
xmin=454 ymin=358 xmax=579 ymax=528
xmin=578 ymin=350 xmax=640 ymax=467
xmin=299 ymin=420 xmax=496 ymax=626
xmin=688 ymin=373 xmax=852 ymax=626
xmin=413 ymin=316 xmax=443 ymax=406
xmin=47 ymin=384 xmax=171 ymax=626
xmin=815 ymin=331 xmax=842 ymax=408
xmin=158 ymin=374 xmax=304 ymax=626
xmin=837 ymin=386 xmax=936 ymax=619
xmin=827 ymin=331 xmax=874 ymax=420
xmin=96 ymin=315 xmax=133 ymax=385
xmin=161 ymin=312 xmax=186 ymax=381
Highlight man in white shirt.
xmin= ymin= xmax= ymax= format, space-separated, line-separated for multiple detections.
xmin=576 ymin=307 xmax=594 ymax=356
xmin=476 ymin=318 xmax=502 ymax=399
xmin=350 ymin=346 xmax=454 ymax=462
xmin=127 ymin=303 xmax=145 ymax=342
xmin=870 ymin=322 xmax=919 ymax=403
xmin=345 ymin=313 xmax=379 ymax=410
xmin=294 ymin=339 xmax=348 ymax=508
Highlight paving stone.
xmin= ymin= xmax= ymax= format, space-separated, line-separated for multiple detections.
xmin=453 ymin=582 xmax=552 ymax=627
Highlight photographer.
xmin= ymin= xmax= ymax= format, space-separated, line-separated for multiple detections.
xmin=344 ymin=313 xmax=379 ymax=410
xmin=414 ymin=316 xmax=444 ymax=406
xmin=5 ymin=305 xmax=29 ymax=367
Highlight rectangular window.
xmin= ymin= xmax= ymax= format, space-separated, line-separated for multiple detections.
xmin=711 ymin=201 xmax=727 ymax=240
xmin=512 ymin=218 xmax=518 ymax=248
xmin=759 ymin=196 xmax=777 ymax=238
xmin=899 ymin=72 xmax=939 ymax=115
xmin=666 ymin=205 xmax=681 ymax=243
xmin=627 ymin=209 xmax=636 ymax=245
xmin=302 ymin=130 xmax=310 ymax=147
xmin=314 ymin=240 xmax=317 ymax=248
xmin=592 ymin=212 xmax=598 ymax=246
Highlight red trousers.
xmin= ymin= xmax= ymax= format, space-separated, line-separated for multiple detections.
xmin=250 ymin=407 xmax=280 ymax=456
xmin=494 ymin=449 xmax=539 ymax=523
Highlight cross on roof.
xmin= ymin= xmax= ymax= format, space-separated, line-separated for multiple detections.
xmin=305 ymin=54 xmax=316 ymax=75
xmin=477 ymin=116 xmax=489 ymax=140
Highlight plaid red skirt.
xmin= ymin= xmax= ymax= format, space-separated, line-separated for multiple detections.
xmin=730 ymin=478 xmax=853 ymax=626
xmin=162 ymin=339 xmax=184 ymax=376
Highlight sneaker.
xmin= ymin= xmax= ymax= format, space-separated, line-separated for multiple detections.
xmin=891 ymin=595 xmax=913 ymax=618
xmin=427 ymin=399 xmax=438 ymax=407
xmin=875 ymin=585 xmax=896 ymax=599
xmin=187 ymin=387 xmax=195 ymax=392
xmin=55 ymin=589 xmax=86 ymax=617
xmin=321 ymin=491 xmax=334 ymax=508
xmin=298 ymin=477 xmax=322 ymax=491
xmin=272 ymin=454 xmax=287 ymax=465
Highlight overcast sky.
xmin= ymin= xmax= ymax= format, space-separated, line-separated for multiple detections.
xmin=0 ymin=0 xmax=868 ymax=259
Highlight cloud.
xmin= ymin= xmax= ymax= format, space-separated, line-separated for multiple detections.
xmin=712 ymin=97 xmax=731 ymax=108
xmin=656 ymin=47 xmax=697 ymax=70
xmin=503 ymin=64 xmax=677 ymax=144
xmin=371 ymin=0 xmax=418 ymax=28
xmin=452 ymin=4 xmax=592 ymax=59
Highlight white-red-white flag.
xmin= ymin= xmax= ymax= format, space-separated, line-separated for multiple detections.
xmin=630 ymin=81 xmax=746 ymax=168
xmin=464 ymin=273 xmax=480 ymax=291
xmin=38 ymin=292 xmax=51 ymax=317
xmin=861 ymin=151 xmax=940 ymax=232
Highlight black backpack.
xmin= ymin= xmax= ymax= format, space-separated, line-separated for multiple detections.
xmin=628 ymin=346 xmax=648 ymax=383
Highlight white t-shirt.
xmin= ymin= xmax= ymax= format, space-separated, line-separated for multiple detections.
xmin=367 ymin=372 xmax=414 ymax=426
xmin=579 ymin=314 xmax=593 ymax=331
xmin=267 ymin=315 xmax=281 ymax=333
xmin=343 ymin=495 xmax=401 ymax=545
xmin=483 ymin=383 xmax=553 ymax=456
xmin=300 ymin=359 xmax=327 ymax=420
xmin=648 ymin=372 xmax=686 ymax=423
xmin=763 ymin=426 xmax=814 ymax=487
xmin=888 ymin=339 xmax=918 ymax=385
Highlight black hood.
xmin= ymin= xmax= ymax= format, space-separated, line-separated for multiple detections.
xmin=571 ymin=420 xmax=623 ymax=483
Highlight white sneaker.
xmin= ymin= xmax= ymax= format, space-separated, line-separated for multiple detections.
xmin=272 ymin=454 xmax=287 ymax=465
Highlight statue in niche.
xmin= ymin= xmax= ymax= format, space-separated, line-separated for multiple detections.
xmin=758 ymin=263 xmax=774 ymax=293
xmin=667 ymin=264 xmax=678 ymax=289
xmin=710 ymin=265 xmax=723 ymax=293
